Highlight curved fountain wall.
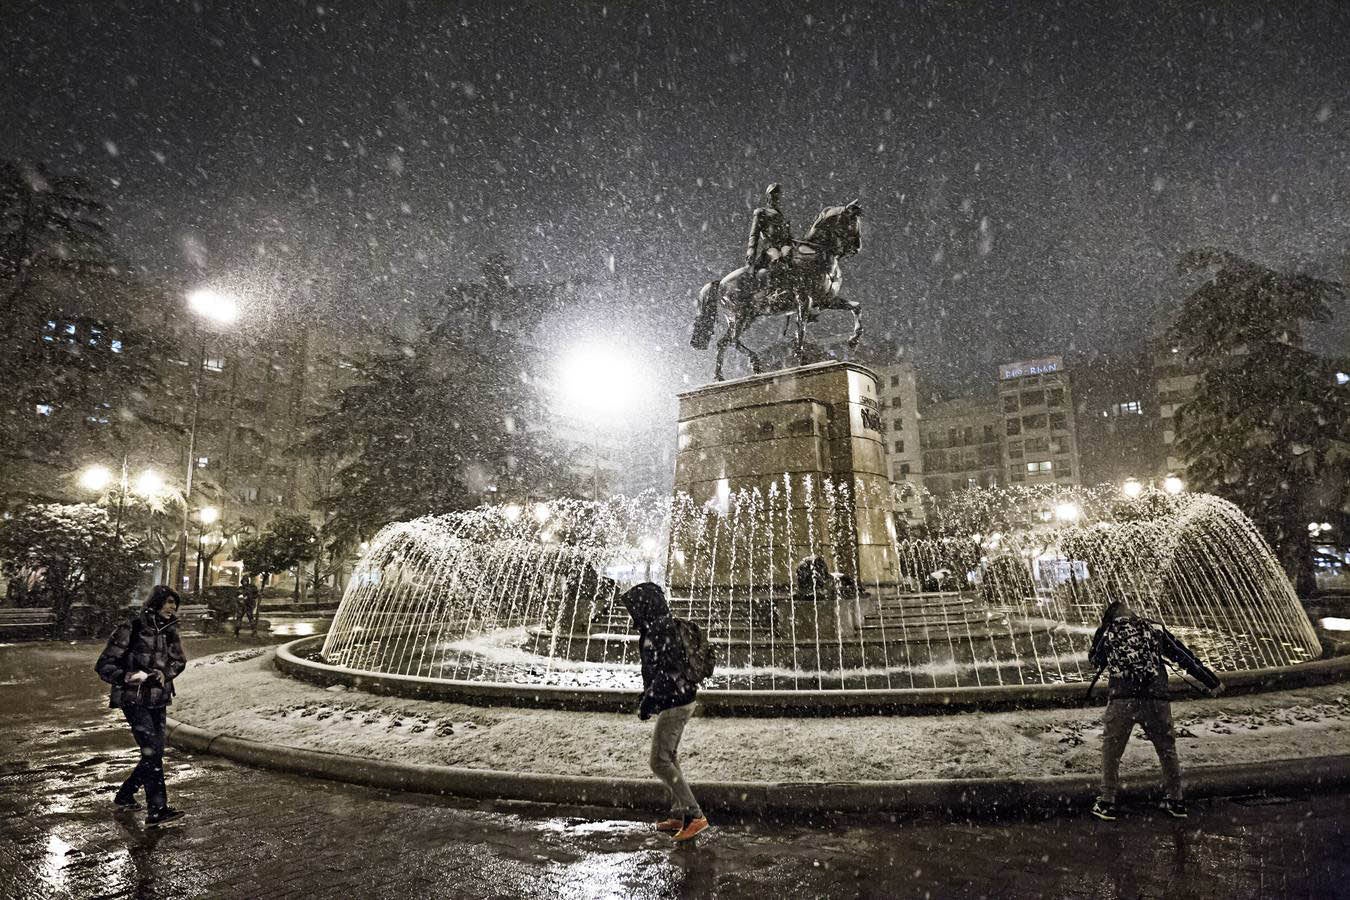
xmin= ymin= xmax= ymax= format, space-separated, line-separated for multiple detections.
xmin=319 ymin=484 xmax=1321 ymax=693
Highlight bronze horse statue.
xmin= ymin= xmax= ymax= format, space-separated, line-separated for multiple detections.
xmin=691 ymin=201 xmax=863 ymax=381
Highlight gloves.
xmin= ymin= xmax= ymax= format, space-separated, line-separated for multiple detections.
xmin=125 ymin=671 xmax=149 ymax=685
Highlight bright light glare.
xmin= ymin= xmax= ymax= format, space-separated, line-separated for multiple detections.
xmin=1121 ymin=478 xmax=1143 ymax=499
xmin=1054 ymin=502 xmax=1081 ymax=523
xmin=134 ymin=470 xmax=165 ymax=496
xmin=198 ymin=506 xmax=219 ymax=525
xmin=1320 ymin=617 xmax=1350 ymax=632
xmin=188 ymin=289 xmax=240 ymax=324
xmin=80 ymin=465 xmax=112 ymax=491
xmin=557 ymin=344 xmax=642 ymax=416
xmin=502 ymin=503 xmax=523 ymax=522
xmin=1163 ymin=475 xmax=1185 ymax=495
xmin=532 ymin=502 xmax=551 ymax=523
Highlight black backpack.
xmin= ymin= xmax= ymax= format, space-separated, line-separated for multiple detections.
xmin=673 ymin=616 xmax=715 ymax=684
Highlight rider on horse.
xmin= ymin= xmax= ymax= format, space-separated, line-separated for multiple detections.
xmin=745 ymin=183 xmax=795 ymax=282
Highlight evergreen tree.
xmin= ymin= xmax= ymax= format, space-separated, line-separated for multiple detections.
xmin=299 ymin=261 xmax=584 ymax=546
xmin=1169 ymin=247 xmax=1348 ymax=595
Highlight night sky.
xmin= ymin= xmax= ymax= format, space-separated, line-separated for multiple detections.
xmin=4 ymin=0 xmax=1348 ymax=406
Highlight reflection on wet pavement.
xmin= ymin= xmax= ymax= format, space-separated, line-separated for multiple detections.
xmin=3 ymin=637 xmax=1349 ymax=898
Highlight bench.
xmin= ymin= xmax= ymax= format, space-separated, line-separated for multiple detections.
xmin=0 ymin=607 xmax=57 ymax=640
xmin=175 ymin=603 xmax=216 ymax=633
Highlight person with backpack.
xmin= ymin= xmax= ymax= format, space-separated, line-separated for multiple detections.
xmin=1087 ymin=598 xmax=1224 ymax=822
xmin=619 ymin=582 xmax=713 ymax=842
xmin=95 ymin=585 xmax=188 ymax=826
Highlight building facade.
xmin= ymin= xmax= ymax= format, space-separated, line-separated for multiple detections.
xmin=873 ymin=360 xmax=924 ymax=521
xmin=919 ymin=397 xmax=1003 ymax=495
xmin=997 ymin=356 xmax=1081 ymax=487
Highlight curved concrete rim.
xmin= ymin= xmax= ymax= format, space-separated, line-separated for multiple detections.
xmin=276 ymin=635 xmax=1350 ymax=716
xmin=165 ymin=715 xmax=1350 ymax=817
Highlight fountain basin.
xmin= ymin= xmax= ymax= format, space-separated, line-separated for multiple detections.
xmin=278 ymin=634 xmax=1350 ymax=716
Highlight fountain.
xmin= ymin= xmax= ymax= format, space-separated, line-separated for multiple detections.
xmin=318 ymin=482 xmax=1320 ymax=697
xmin=315 ymin=362 xmax=1321 ymax=706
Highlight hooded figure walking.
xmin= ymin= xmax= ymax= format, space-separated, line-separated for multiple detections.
xmin=96 ymin=585 xmax=188 ymax=826
xmin=1088 ymin=598 xmax=1223 ymax=821
xmin=619 ymin=582 xmax=711 ymax=842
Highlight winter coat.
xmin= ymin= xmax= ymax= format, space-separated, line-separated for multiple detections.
xmin=95 ymin=609 xmax=188 ymax=709
xmin=621 ymin=583 xmax=697 ymax=718
xmin=1088 ymin=615 xmax=1220 ymax=700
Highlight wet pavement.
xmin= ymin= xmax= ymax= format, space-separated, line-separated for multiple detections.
xmin=3 ymin=637 xmax=1349 ymax=899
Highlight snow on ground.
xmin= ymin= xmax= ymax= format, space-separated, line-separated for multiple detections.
xmin=173 ymin=650 xmax=1350 ymax=783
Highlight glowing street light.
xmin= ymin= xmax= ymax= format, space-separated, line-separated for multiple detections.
xmin=1054 ymin=502 xmax=1081 ymax=523
xmin=1163 ymin=475 xmax=1185 ymax=495
xmin=198 ymin=506 xmax=220 ymax=525
xmin=134 ymin=469 xmax=165 ymax=497
xmin=80 ymin=464 xmax=113 ymax=492
xmin=532 ymin=502 xmax=551 ymax=524
xmin=1121 ymin=478 xmax=1143 ymax=499
xmin=187 ymin=289 xmax=240 ymax=324
xmin=502 ymin=503 xmax=523 ymax=522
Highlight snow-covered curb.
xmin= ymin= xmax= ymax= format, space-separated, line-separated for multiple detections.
xmin=166 ymin=648 xmax=1350 ymax=814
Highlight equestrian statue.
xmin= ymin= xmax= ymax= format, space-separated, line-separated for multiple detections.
xmin=691 ymin=183 xmax=863 ymax=381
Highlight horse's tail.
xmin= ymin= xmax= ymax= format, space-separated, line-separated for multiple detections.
xmin=690 ymin=280 xmax=719 ymax=350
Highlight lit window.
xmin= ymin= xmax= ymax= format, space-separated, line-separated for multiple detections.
xmin=35 ymin=404 xmax=53 ymax=416
xmin=111 ymin=340 xmax=123 ymax=353
xmin=1337 ymin=372 xmax=1349 ymax=386
xmin=1121 ymin=400 xmax=1142 ymax=415
xmin=44 ymin=320 xmax=56 ymax=330
xmin=196 ymin=456 xmax=209 ymax=469
xmin=64 ymin=323 xmax=76 ymax=335
xmin=203 ymin=357 xmax=225 ymax=373
xmin=1026 ymin=461 xmax=1053 ymax=473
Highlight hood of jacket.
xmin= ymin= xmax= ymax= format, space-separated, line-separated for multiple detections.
xmin=141 ymin=608 xmax=179 ymax=633
xmin=619 ymin=582 xmax=670 ymax=630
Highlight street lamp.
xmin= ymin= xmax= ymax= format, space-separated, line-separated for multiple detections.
xmin=557 ymin=343 xmax=643 ymax=501
xmin=79 ymin=459 xmax=164 ymax=548
xmin=1121 ymin=478 xmax=1143 ymax=499
xmin=80 ymin=464 xmax=113 ymax=492
xmin=1163 ymin=475 xmax=1185 ymax=495
xmin=175 ymin=288 xmax=241 ymax=590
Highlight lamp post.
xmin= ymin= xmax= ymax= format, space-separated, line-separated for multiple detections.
xmin=195 ymin=505 xmax=219 ymax=593
xmin=174 ymin=289 xmax=239 ymax=590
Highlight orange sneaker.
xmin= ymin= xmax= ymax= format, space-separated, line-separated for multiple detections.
xmin=673 ymin=817 xmax=709 ymax=842
xmin=654 ymin=818 xmax=683 ymax=833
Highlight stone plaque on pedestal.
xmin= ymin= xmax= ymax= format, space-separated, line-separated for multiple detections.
xmin=668 ymin=361 xmax=894 ymax=597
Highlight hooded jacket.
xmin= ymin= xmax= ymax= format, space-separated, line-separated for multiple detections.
xmin=621 ymin=582 xmax=697 ymax=718
xmin=1088 ymin=614 xmax=1220 ymax=700
xmin=95 ymin=608 xmax=187 ymax=709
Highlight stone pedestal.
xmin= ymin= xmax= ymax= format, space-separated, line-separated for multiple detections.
xmin=669 ymin=361 xmax=895 ymax=592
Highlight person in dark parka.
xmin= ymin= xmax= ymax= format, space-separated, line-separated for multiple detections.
xmin=96 ymin=585 xmax=188 ymax=825
xmin=619 ymin=582 xmax=709 ymax=842
xmin=1088 ymin=598 xmax=1223 ymax=822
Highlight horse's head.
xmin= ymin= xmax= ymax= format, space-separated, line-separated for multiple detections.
xmin=804 ymin=199 xmax=863 ymax=258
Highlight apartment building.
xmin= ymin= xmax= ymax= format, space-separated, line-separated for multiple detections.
xmin=997 ymin=356 xmax=1081 ymax=487
xmin=919 ymin=397 xmax=1003 ymax=495
xmin=873 ymin=360 xmax=925 ymax=521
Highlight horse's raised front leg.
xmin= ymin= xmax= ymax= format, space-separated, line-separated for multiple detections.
xmin=846 ymin=298 xmax=862 ymax=349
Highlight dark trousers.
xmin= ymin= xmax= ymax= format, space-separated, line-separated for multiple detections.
xmin=118 ymin=704 xmax=168 ymax=810
xmin=1100 ymin=697 xmax=1182 ymax=803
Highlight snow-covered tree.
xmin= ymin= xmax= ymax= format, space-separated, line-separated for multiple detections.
xmin=1169 ymin=248 xmax=1348 ymax=595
